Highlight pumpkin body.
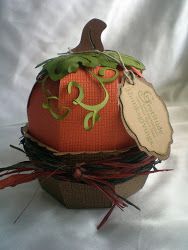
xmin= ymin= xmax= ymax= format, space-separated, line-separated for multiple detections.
xmin=27 ymin=66 xmax=135 ymax=152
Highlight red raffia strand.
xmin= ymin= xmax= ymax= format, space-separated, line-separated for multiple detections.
xmin=0 ymin=154 xmax=173 ymax=229
xmin=73 ymin=166 xmax=172 ymax=229
xmin=13 ymin=167 xmax=67 ymax=224
xmin=0 ymin=168 xmax=37 ymax=178
xmin=97 ymin=204 xmax=116 ymax=230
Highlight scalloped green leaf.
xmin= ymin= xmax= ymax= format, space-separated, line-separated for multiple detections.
xmin=37 ymin=50 xmax=145 ymax=81
xmin=103 ymin=51 xmax=145 ymax=70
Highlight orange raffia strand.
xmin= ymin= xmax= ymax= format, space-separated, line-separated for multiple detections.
xmin=130 ymin=66 xmax=144 ymax=78
xmin=0 ymin=172 xmax=41 ymax=189
xmin=0 ymin=170 xmax=65 ymax=189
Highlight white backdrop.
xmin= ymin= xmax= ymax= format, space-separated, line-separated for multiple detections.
xmin=0 ymin=1 xmax=188 ymax=250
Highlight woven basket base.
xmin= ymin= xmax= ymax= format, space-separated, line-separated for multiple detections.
xmin=39 ymin=175 xmax=148 ymax=208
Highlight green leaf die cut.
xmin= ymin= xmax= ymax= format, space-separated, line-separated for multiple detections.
xmin=38 ymin=51 xmax=145 ymax=82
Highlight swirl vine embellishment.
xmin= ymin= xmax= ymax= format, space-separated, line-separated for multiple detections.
xmin=68 ymin=67 xmax=119 ymax=130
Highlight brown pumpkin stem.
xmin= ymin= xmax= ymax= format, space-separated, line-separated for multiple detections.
xmin=71 ymin=18 xmax=107 ymax=52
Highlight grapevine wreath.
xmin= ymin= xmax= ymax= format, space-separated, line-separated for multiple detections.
xmin=0 ymin=19 xmax=173 ymax=229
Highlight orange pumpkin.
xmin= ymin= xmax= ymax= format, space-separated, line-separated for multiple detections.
xmin=27 ymin=19 xmax=146 ymax=154
xmin=27 ymin=66 xmax=136 ymax=152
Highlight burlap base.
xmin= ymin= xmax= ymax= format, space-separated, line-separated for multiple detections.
xmin=39 ymin=175 xmax=148 ymax=208
xmin=22 ymin=126 xmax=150 ymax=209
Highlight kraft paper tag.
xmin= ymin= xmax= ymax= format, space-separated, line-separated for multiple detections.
xmin=119 ymin=76 xmax=173 ymax=160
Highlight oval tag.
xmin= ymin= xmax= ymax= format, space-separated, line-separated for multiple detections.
xmin=119 ymin=76 xmax=173 ymax=160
